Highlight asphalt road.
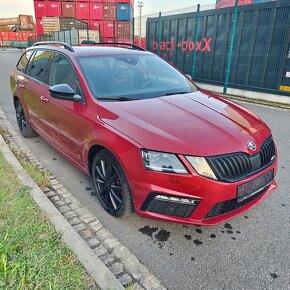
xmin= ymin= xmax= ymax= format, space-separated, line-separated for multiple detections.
xmin=0 ymin=50 xmax=289 ymax=290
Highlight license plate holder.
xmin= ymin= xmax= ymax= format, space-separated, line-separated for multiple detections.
xmin=237 ymin=170 xmax=274 ymax=203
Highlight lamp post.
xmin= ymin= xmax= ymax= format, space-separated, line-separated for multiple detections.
xmin=137 ymin=1 xmax=144 ymax=46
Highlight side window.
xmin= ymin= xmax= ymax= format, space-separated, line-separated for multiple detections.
xmin=49 ymin=53 xmax=82 ymax=96
xmin=26 ymin=50 xmax=53 ymax=84
xmin=16 ymin=50 xmax=34 ymax=73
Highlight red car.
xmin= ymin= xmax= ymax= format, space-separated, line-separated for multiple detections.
xmin=10 ymin=42 xmax=277 ymax=225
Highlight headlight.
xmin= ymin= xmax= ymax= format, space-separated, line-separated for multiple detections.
xmin=141 ymin=150 xmax=188 ymax=174
xmin=185 ymin=156 xmax=217 ymax=180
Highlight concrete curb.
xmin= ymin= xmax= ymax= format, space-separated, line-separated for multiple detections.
xmin=0 ymin=134 xmax=125 ymax=290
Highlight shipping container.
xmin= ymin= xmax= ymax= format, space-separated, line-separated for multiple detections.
xmin=147 ymin=0 xmax=290 ymax=97
xmin=103 ymin=3 xmax=117 ymax=20
xmin=76 ymin=2 xmax=90 ymax=19
xmin=115 ymin=21 xmax=132 ymax=38
xmin=34 ymin=1 xmax=47 ymax=18
xmin=52 ymin=29 xmax=100 ymax=44
xmin=116 ymin=3 xmax=133 ymax=21
xmin=89 ymin=3 xmax=103 ymax=20
xmin=46 ymin=1 xmax=62 ymax=17
xmin=62 ymin=1 xmax=76 ymax=18
xmin=102 ymin=37 xmax=115 ymax=43
xmin=42 ymin=17 xmax=88 ymax=33
xmin=216 ymin=0 xmax=253 ymax=8
xmin=36 ymin=18 xmax=44 ymax=34
xmin=89 ymin=20 xmax=103 ymax=34
xmin=19 ymin=15 xmax=34 ymax=30
xmin=103 ymin=21 xmax=114 ymax=37
xmin=253 ymin=0 xmax=273 ymax=3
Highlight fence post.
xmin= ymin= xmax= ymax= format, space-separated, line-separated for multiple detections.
xmin=132 ymin=17 xmax=135 ymax=44
xmin=223 ymin=0 xmax=238 ymax=95
xmin=157 ymin=12 xmax=162 ymax=56
xmin=192 ymin=3 xmax=200 ymax=80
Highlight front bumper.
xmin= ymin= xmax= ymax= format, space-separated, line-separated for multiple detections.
xmin=130 ymin=158 xmax=278 ymax=226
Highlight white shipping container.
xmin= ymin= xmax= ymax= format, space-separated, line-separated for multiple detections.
xmin=53 ymin=29 xmax=100 ymax=45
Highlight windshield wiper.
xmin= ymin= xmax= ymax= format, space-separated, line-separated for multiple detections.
xmin=164 ymin=91 xmax=191 ymax=96
xmin=97 ymin=96 xmax=138 ymax=101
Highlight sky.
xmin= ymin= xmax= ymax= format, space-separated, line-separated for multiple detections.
xmin=0 ymin=0 xmax=216 ymax=19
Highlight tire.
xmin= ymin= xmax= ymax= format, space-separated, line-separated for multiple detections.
xmin=15 ymin=99 xmax=38 ymax=138
xmin=92 ymin=149 xmax=134 ymax=218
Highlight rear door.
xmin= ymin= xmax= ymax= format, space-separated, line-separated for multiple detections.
xmin=23 ymin=49 xmax=54 ymax=135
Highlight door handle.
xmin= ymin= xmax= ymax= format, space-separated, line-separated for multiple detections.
xmin=40 ymin=96 xmax=49 ymax=103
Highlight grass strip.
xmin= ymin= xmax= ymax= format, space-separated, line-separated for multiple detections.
xmin=0 ymin=151 xmax=97 ymax=290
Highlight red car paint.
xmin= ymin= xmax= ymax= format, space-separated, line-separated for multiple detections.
xmin=10 ymin=45 xmax=277 ymax=225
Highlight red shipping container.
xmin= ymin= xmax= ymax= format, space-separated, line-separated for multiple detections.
xmin=89 ymin=20 xmax=103 ymax=34
xmin=90 ymin=0 xmax=104 ymax=2
xmin=62 ymin=1 xmax=76 ymax=18
xmin=34 ymin=1 xmax=47 ymax=18
xmin=117 ymin=38 xmax=132 ymax=44
xmin=36 ymin=18 xmax=44 ymax=34
xmin=76 ymin=2 xmax=90 ymax=19
xmin=103 ymin=3 xmax=116 ymax=20
xmin=102 ymin=37 xmax=115 ymax=43
xmin=103 ymin=0 xmax=116 ymax=3
xmin=46 ymin=2 xmax=62 ymax=17
xmin=103 ymin=21 xmax=114 ymax=37
xmin=90 ymin=3 xmax=103 ymax=20
xmin=0 ymin=32 xmax=9 ymax=40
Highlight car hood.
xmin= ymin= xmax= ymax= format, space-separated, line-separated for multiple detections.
xmin=97 ymin=90 xmax=271 ymax=156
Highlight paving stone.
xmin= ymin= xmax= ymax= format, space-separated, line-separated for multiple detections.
xmin=51 ymin=184 xmax=62 ymax=190
xmin=58 ymin=205 xmax=71 ymax=214
xmin=118 ymin=274 xmax=133 ymax=286
xmin=96 ymin=228 xmax=114 ymax=241
xmin=55 ymin=200 xmax=65 ymax=206
xmin=73 ymin=223 xmax=86 ymax=232
xmin=82 ymin=215 xmax=96 ymax=224
xmin=132 ymin=283 xmax=145 ymax=290
xmin=104 ymin=238 xmax=119 ymax=249
xmin=94 ymin=245 xmax=107 ymax=256
xmin=50 ymin=195 xmax=60 ymax=202
xmin=89 ymin=220 xmax=102 ymax=232
xmin=46 ymin=190 xmax=57 ymax=197
xmin=62 ymin=192 xmax=71 ymax=199
xmin=80 ymin=229 xmax=93 ymax=239
xmin=63 ymin=211 xmax=78 ymax=219
xmin=50 ymin=179 xmax=59 ymax=186
xmin=68 ymin=217 xmax=81 ymax=226
xmin=87 ymin=237 xmax=100 ymax=248
xmin=109 ymin=262 xmax=123 ymax=276
xmin=99 ymin=253 xmax=115 ymax=265
xmin=64 ymin=198 xmax=72 ymax=204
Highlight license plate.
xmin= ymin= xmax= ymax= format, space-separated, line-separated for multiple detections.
xmin=237 ymin=170 xmax=274 ymax=203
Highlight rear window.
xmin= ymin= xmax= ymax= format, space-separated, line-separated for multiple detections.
xmin=17 ymin=50 xmax=34 ymax=73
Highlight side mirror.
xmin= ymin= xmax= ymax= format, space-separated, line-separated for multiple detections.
xmin=49 ymin=84 xmax=82 ymax=102
xmin=185 ymin=74 xmax=192 ymax=80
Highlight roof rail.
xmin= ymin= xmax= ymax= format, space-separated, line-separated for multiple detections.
xmin=32 ymin=41 xmax=75 ymax=52
xmin=85 ymin=42 xmax=146 ymax=51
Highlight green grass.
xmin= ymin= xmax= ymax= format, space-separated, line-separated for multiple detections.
xmin=19 ymin=159 xmax=50 ymax=190
xmin=0 ymin=152 xmax=97 ymax=290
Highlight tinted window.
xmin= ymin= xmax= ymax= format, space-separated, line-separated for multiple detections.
xmin=49 ymin=53 xmax=81 ymax=95
xmin=27 ymin=50 xmax=53 ymax=84
xmin=78 ymin=54 xmax=197 ymax=100
xmin=17 ymin=50 xmax=34 ymax=73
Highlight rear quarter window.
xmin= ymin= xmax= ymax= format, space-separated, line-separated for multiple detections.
xmin=16 ymin=50 xmax=34 ymax=73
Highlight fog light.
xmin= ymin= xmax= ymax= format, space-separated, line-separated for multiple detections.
xmin=155 ymin=195 xmax=199 ymax=205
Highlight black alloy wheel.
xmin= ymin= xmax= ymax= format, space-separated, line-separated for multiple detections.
xmin=92 ymin=150 xmax=134 ymax=217
xmin=15 ymin=100 xmax=38 ymax=138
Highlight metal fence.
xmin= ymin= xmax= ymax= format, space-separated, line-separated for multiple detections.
xmin=146 ymin=0 xmax=290 ymax=97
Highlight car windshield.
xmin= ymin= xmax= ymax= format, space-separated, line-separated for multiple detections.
xmin=77 ymin=54 xmax=198 ymax=101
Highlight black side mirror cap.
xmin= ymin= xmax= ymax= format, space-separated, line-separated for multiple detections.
xmin=49 ymin=84 xmax=81 ymax=102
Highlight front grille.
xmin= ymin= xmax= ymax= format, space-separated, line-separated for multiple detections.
xmin=141 ymin=193 xmax=199 ymax=218
xmin=207 ymin=135 xmax=275 ymax=182
xmin=205 ymin=187 xmax=268 ymax=219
